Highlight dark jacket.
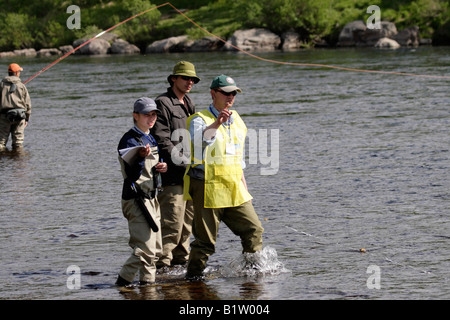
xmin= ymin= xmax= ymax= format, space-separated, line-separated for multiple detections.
xmin=118 ymin=128 xmax=159 ymax=200
xmin=151 ymin=87 xmax=195 ymax=186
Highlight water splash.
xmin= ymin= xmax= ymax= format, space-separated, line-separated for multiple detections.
xmin=218 ymin=246 xmax=290 ymax=278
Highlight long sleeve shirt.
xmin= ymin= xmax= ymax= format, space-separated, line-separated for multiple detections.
xmin=188 ymin=104 xmax=245 ymax=180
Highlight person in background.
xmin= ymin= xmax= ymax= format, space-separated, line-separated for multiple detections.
xmin=116 ymin=97 xmax=168 ymax=286
xmin=151 ymin=61 xmax=199 ymax=270
xmin=183 ymin=75 xmax=264 ymax=280
xmin=0 ymin=63 xmax=31 ymax=151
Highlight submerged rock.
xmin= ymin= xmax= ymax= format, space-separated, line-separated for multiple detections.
xmin=375 ymin=37 xmax=401 ymax=49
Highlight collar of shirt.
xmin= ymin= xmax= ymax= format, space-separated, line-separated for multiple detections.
xmin=167 ymin=87 xmax=194 ymax=116
xmin=132 ymin=126 xmax=158 ymax=147
xmin=167 ymin=87 xmax=184 ymax=104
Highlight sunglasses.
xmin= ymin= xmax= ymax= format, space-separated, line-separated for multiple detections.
xmin=180 ymin=75 xmax=198 ymax=82
xmin=215 ymin=89 xmax=237 ymax=97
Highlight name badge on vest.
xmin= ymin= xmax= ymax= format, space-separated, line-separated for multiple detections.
xmin=226 ymin=142 xmax=241 ymax=155
xmin=225 ymin=141 xmax=236 ymax=155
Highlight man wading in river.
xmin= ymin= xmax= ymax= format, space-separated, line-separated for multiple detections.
xmin=0 ymin=63 xmax=31 ymax=151
xmin=183 ymin=75 xmax=264 ymax=280
xmin=151 ymin=61 xmax=198 ymax=270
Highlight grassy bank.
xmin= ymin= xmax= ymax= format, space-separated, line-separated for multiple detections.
xmin=0 ymin=0 xmax=449 ymax=52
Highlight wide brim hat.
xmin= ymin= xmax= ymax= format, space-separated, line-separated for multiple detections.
xmin=167 ymin=61 xmax=200 ymax=85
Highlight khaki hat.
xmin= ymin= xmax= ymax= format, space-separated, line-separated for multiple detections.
xmin=8 ymin=63 xmax=23 ymax=73
xmin=167 ymin=61 xmax=200 ymax=85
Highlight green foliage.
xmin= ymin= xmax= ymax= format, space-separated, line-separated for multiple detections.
xmin=0 ymin=13 xmax=35 ymax=50
xmin=110 ymin=0 xmax=161 ymax=47
xmin=73 ymin=25 xmax=104 ymax=41
xmin=232 ymin=0 xmax=372 ymax=42
xmin=231 ymin=0 xmax=449 ymax=45
xmin=154 ymin=0 xmax=242 ymax=41
xmin=0 ymin=0 xmax=448 ymax=51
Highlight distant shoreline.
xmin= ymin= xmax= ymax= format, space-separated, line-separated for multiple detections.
xmin=1 ymin=21 xmax=439 ymax=60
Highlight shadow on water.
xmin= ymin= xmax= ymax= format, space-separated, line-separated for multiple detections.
xmin=0 ymin=147 xmax=30 ymax=159
xmin=118 ymin=280 xmax=222 ymax=300
xmin=81 ymin=246 xmax=290 ymax=300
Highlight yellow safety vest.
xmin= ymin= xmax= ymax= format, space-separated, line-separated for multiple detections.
xmin=183 ymin=108 xmax=252 ymax=208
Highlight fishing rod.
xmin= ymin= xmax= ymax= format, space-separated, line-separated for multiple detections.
xmin=24 ymin=2 xmax=169 ymax=85
xmin=166 ymin=3 xmax=450 ymax=80
xmin=24 ymin=1 xmax=450 ymax=84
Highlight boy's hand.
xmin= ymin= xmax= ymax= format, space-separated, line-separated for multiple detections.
xmin=139 ymin=144 xmax=151 ymax=157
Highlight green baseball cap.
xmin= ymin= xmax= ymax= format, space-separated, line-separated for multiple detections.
xmin=210 ymin=75 xmax=242 ymax=93
xmin=168 ymin=61 xmax=200 ymax=85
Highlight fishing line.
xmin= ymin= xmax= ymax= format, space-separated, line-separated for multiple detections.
xmin=24 ymin=2 xmax=449 ymax=85
xmin=285 ymin=226 xmax=432 ymax=275
xmin=166 ymin=2 xmax=450 ymax=80
xmin=23 ymin=2 xmax=169 ymax=84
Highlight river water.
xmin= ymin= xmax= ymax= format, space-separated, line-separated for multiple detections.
xmin=0 ymin=47 xmax=449 ymax=301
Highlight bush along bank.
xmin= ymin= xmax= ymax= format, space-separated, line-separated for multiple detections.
xmin=0 ymin=21 xmax=434 ymax=59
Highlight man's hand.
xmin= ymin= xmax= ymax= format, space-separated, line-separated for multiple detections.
xmin=215 ymin=109 xmax=232 ymax=125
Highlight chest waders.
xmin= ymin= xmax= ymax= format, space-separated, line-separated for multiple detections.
xmin=122 ymin=129 xmax=160 ymax=232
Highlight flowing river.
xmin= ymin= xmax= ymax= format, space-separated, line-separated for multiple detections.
xmin=0 ymin=46 xmax=449 ymax=300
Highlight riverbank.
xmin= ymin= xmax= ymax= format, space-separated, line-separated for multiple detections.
xmin=0 ymin=20 xmax=436 ymax=59
xmin=2 ymin=0 xmax=449 ymax=55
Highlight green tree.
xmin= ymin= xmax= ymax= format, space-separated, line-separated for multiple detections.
xmin=114 ymin=0 xmax=161 ymax=47
xmin=234 ymin=0 xmax=341 ymax=42
xmin=0 ymin=0 xmax=449 ymax=51
xmin=0 ymin=13 xmax=35 ymax=50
